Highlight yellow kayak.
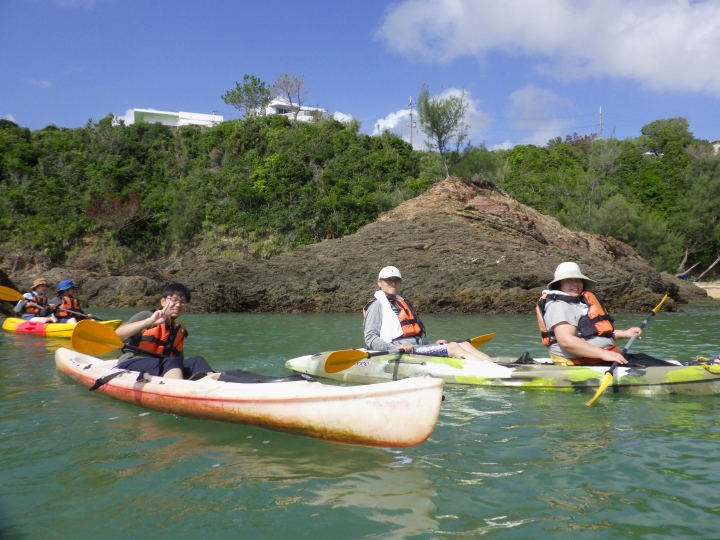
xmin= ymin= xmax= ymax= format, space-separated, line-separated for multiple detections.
xmin=2 ymin=317 xmax=122 ymax=338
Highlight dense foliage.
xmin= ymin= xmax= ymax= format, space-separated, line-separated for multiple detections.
xmin=0 ymin=116 xmax=438 ymax=263
xmin=454 ymin=119 xmax=720 ymax=274
xmin=2 ymin=115 xmax=718 ymax=276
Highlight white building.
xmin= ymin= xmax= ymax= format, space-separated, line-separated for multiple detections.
xmin=132 ymin=108 xmax=222 ymax=129
xmin=265 ymin=98 xmax=325 ymax=122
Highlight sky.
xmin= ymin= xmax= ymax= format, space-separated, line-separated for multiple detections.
xmin=3 ymin=0 xmax=720 ymax=150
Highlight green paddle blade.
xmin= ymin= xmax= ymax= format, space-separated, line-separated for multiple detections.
xmin=324 ymin=349 xmax=372 ymax=374
xmin=585 ymin=370 xmax=615 ymax=406
xmin=72 ymin=319 xmax=125 ymax=355
xmin=468 ymin=333 xmax=495 ymax=349
xmin=0 ymin=285 xmax=23 ymax=302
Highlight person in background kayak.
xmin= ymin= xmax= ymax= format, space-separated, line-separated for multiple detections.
xmin=363 ymin=266 xmax=493 ymax=361
xmin=537 ymin=262 xmax=673 ymax=367
xmin=114 ymin=283 xmax=216 ymax=380
xmin=13 ymin=278 xmax=58 ymax=323
xmin=48 ymin=280 xmax=92 ymax=323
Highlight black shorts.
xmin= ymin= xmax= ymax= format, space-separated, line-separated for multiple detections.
xmin=116 ymin=356 xmax=214 ymax=379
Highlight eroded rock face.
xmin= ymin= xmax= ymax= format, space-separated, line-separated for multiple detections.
xmin=2 ymin=177 xmax=709 ymax=314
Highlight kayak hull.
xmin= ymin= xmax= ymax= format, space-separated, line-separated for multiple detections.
xmin=285 ymin=352 xmax=720 ymax=396
xmin=2 ymin=318 xmax=122 ymax=338
xmin=55 ymin=348 xmax=444 ymax=448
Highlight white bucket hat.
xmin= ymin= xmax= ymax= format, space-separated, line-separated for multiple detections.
xmin=548 ymin=262 xmax=595 ymax=291
xmin=378 ymin=266 xmax=402 ymax=280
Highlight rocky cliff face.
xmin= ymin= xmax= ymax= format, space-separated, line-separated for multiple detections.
xmin=2 ymin=177 xmax=710 ymax=314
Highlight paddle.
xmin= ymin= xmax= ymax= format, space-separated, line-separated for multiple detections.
xmin=0 ymin=285 xmax=104 ymax=321
xmin=585 ymin=293 xmax=669 ymax=406
xmin=324 ymin=333 xmax=496 ymax=374
xmin=55 ymin=307 xmax=105 ymax=322
xmin=0 ymin=285 xmax=23 ymax=302
xmin=71 ymin=319 xmax=162 ymax=358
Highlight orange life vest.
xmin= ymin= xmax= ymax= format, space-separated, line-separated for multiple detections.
xmin=136 ymin=321 xmax=187 ymax=357
xmin=24 ymin=292 xmax=47 ymax=315
xmin=56 ymin=296 xmax=81 ymax=319
xmin=363 ymin=296 xmax=425 ymax=339
xmin=536 ymin=291 xmax=615 ymax=347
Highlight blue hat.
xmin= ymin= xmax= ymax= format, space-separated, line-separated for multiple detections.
xmin=57 ymin=280 xmax=78 ymax=292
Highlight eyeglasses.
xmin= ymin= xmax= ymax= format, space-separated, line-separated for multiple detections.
xmin=166 ymin=296 xmax=188 ymax=305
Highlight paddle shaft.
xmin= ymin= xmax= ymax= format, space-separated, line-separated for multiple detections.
xmin=55 ymin=307 xmax=104 ymax=322
xmin=586 ymin=294 xmax=668 ymax=406
xmin=604 ymin=298 xmax=665 ymax=378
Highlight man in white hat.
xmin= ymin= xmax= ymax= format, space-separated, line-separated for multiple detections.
xmin=362 ymin=266 xmax=493 ymax=361
xmin=536 ymin=262 xmax=670 ymax=366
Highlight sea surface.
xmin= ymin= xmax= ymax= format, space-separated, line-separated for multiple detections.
xmin=1 ymin=302 xmax=720 ymax=539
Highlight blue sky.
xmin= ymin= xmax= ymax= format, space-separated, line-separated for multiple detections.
xmin=3 ymin=0 xmax=720 ymax=149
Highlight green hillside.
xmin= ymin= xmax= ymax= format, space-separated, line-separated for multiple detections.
xmin=1 ymin=115 xmax=718 ymax=276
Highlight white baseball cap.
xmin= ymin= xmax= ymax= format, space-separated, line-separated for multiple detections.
xmin=548 ymin=262 xmax=595 ymax=291
xmin=378 ymin=266 xmax=402 ymax=280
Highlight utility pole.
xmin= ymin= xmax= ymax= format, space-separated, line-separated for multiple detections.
xmin=407 ymin=96 xmax=417 ymax=147
xmin=598 ymin=106 xmax=603 ymax=139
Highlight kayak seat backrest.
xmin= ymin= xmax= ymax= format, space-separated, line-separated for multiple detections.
xmin=218 ymin=369 xmax=314 ymax=384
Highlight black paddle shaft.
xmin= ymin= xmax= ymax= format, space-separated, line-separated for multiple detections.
xmin=606 ymin=305 xmax=662 ymax=376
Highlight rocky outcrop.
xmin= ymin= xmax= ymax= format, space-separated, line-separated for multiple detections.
xmin=3 ymin=177 xmax=697 ymax=314
xmin=660 ymin=273 xmax=710 ymax=301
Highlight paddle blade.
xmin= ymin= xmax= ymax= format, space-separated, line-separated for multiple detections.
xmin=468 ymin=333 xmax=495 ymax=349
xmin=585 ymin=371 xmax=614 ymax=406
xmin=324 ymin=349 xmax=371 ymax=374
xmin=0 ymin=285 xmax=23 ymax=302
xmin=652 ymin=293 xmax=669 ymax=314
xmin=72 ymin=319 xmax=125 ymax=355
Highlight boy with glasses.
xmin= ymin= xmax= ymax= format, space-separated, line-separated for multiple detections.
xmin=114 ymin=283 xmax=215 ymax=379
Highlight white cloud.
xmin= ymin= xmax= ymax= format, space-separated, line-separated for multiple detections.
xmin=491 ymin=140 xmax=513 ymax=151
xmin=26 ymin=78 xmax=53 ymax=89
xmin=333 ymin=111 xmax=354 ymax=122
xmin=115 ymin=109 xmax=135 ymax=125
xmin=506 ymin=84 xmax=575 ymax=146
xmin=3 ymin=114 xmax=17 ymax=123
xmin=376 ymin=0 xmax=720 ymax=93
xmin=373 ymin=88 xmax=491 ymax=149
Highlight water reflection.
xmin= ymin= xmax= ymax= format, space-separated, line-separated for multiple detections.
xmin=308 ymin=466 xmax=438 ymax=539
xmin=61 ymin=409 xmax=440 ymax=538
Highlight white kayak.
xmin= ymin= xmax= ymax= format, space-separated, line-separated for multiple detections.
xmin=55 ymin=348 xmax=445 ymax=448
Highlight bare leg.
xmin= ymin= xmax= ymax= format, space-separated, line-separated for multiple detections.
xmin=163 ymin=368 xmax=184 ymax=379
xmin=29 ymin=316 xmax=57 ymax=323
xmin=447 ymin=341 xmax=493 ymax=362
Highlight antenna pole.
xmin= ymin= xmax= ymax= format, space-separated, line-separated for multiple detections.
xmin=407 ymin=96 xmax=417 ymax=147
xmin=598 ymin=106 xmax=603 ymax=139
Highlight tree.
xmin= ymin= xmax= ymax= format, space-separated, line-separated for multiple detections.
xmin=417 ymin=85 xmax=470 ymax=177
xmin=639 ymin=117 xmax=693 ymax=157
xmin=270 ymin=73 xmax=309 ymax=122
xmin=221 ymin=75 xmax=272 ymax=118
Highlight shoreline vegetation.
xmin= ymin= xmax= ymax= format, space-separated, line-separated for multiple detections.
xmin=1 ymin=114 xmax=718 ymax=309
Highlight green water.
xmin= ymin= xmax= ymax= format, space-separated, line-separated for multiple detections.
xmin=2 ymin=302 xmax=720 ymax=539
